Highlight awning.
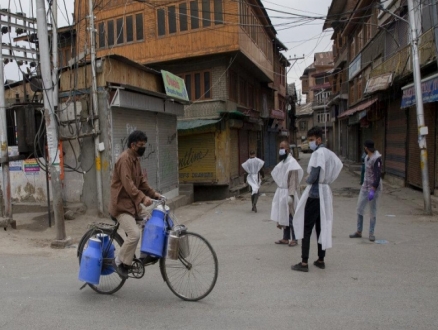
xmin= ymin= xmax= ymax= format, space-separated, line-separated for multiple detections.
xmin=364 ymin=73 xmax=393 ymax=94
xmin=338 ymin=98 xmax=378 ymax=119
xmin=177 ymin=119 xmax=221 ymax=131
xmin=219 ymin=111 xmax=249 ymax=118
xmin=401 ymin=72 xmax=438 ymax=108
xmin=270 ymin=109 xmax=285 ymax=120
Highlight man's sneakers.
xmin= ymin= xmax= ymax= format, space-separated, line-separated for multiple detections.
xmin=112 ymin=259 xmax=129 ymax=279
xmin=349 ymin=232 xmax=362 ymax=238
xmin=313 ymin=260 xmax=325 ymax=269
xmin=140 ymin=255 xmax=159 ymax=265
xmin=291 ymin=263 xmax=309 ymax=272
xmin=369 ymin=235 xmax=375 ymax=242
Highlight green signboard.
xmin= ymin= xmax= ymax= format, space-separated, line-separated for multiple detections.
xmin=161 ymin=70 xmax=189 ymax=102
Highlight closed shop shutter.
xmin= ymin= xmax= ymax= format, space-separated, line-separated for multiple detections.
xmin=230 ymin=129 xmax=239 ymax=179
xmin=340 ymin=120 xmax=348 ymax=157
xmin=360 ymin=125 xmax=373 ymax=149
xmin=178 ymin=133 xmax=216 ymax=184
xmin=408 ymin=104 xmax=436 ymax=190
xmin=347 ymin=124 xmax=359 ymax=162
xmin=111 ymin=108 xmax=159 ymax=188
xmin=239 ymin=129 xmax=249 ymax=175
xmin=264 ymin=131 xmax=277 ymax=168
xmin=157 ymin=113 xmax=178 ymax=192
xmin=248 ymin=130 xmax=258 ymax=155
xmin=386 ymin=102 xmax=407 ymax=178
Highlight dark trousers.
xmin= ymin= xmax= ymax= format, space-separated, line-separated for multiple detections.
xmin=301 ymin=197 xmax=325 ymax=263
xmin=283 ymin=214 xmax=296 ymax=241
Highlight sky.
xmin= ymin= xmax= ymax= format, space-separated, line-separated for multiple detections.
xmin=2 ymin=0 xmax=333 ymax=97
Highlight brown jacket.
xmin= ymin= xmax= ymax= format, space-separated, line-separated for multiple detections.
xmin=110 ymin=148 xmax=157 ymax=218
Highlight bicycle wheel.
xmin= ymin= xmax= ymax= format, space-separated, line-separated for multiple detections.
xmin=160 ymin=232 xmax=218 ymax=301
xmin=77 ymin=229 xmax=126 ymax=294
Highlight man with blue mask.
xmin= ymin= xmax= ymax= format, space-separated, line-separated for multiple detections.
xmin=292 ymin=126 xmax=343 ymax=272
xmin=271 ymin=141 xmax=303 ymax=247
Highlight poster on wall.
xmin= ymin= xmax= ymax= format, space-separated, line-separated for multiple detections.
xmin=24 ymin=159 xmax=40 ymax=175
xmin=8 ymin=146 xmax=22 ymax=171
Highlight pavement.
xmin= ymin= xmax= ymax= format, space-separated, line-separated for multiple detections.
xmin=1 ymin=153 xmax=438 ymax=329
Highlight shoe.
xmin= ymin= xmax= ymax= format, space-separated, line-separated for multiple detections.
xmin=112 ymin=259 xmax=128 ymax=279
xmin=140 ymin=255 xmax=159 ymax=265
xmin=349 ymin=232 xmax=362 ymax=238
xmin=291 ymin=262 xmax=309 ymax=272
xmin=253 ymin=206 xmax=257 ymax=213
xmin=313 ymin=260 xmax=325 ymax=269
xmin=369 ymin=235 xmax=375 ymax=242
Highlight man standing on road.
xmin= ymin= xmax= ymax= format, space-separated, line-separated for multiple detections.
xmin=242 ymin=151 xmax=265 ymax=212
xmin=110 ymin=130 xmax=163 ymax=279
xmin=349 ymin=140 xmax=382 ymax=242
xmin=292 ymin=126 xmax=343 ymax=272
xmin=271 ymin=141 xmax=303 ymax=247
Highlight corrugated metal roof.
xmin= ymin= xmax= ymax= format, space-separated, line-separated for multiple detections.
xmin=177 ymin=119 xmax=221 ymax=130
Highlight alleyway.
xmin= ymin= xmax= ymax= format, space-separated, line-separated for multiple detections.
xmin=1 ymin=153 xmax=438 ymax=329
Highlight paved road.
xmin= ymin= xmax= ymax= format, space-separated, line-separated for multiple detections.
xmin=1 ymin=154 xmax=438 ymax=329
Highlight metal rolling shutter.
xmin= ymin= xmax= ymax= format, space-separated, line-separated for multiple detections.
xmin=178 ymin=133 xmax=216 ymax=184
xmin=372 ymin=118 xmax=385 ymax=161
xmin=230 ymin=129 xmax=239 ymax=178
xmin=386 ymin=103 xmax=407 ymax=178
xmin=239 ymin=129 xmax=249 ymax=175
xmin=347 ymin=124 xmax=359 ymax=162
xmin=157 ymin=113 xmax=178 ymax=193
xmin=248 ymin=131 xmax=258 ymax=155
xmin=407 ymin=104 xmax=436 ymax=190
xmin=111 ymin=108 xmax=159 ymax=189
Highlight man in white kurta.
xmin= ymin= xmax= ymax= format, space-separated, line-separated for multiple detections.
xmin=292 ymin=127 xmax=343 ymax=272
xmin=242 ymin=151 xmax=265 ymax=212
xmin=271 ymin=141 xmax=303 ymax=246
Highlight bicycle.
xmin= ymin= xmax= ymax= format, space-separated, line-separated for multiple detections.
xmin=77 ymin=199 xmax=218 ymax=301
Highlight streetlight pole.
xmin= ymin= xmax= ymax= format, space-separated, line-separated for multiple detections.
xmin=406 ymin=0 xmax=432 ymax=214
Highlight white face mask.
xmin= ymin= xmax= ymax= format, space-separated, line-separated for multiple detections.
xmin=279 ymin=149 xmax=286 ymax=156
xmin=309 ymin=141 xmax=317 ymax=151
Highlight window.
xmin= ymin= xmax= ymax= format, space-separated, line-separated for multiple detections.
xmin=107 ymin=20 xmax=114 ymax=46
xmin=126 ymin=16 xmax=134 ymax=42
xmin=98 ymin=22 xmax=105 ymax=48
xmin=179 ymin=3 xmax=188 ymax=31
xmin=317 ymin=113 xmax=330 ymax=123
xmin=229 ymin=71 xmax=238 ymax=101
xmin=299 ymin=121 xmax=308 ymax=131
xmin=248 ymin=84 xmax=254 ymax=108
xmin=168 ymin=6 xmax=177 ymax=34
xmin=315 ymin=77 xmax=324 ymax=85
xmin=190 ymin=1 xmax=199 ymax=29
xmin=116 ymin=18 xmax=124 ymax=44
xmin=136 ymin=14 xmax=144 ymax=40
xmin=350 ymin=37 xmax=355 ymax=60
xmin=239 ymin=78 xmax=247 ymax=106
xmin=204 ymin=72 xmax=211 ymax=98
xmin=183 ymin=71 xmax=212 ymax=100
xmin=357 ymin=76 xmax=363 ymax=101
xmin=202 ymin=0 xmax=211 ymax=27
xmin=357 ymin=29 xmax=363 ymax=52
xmin=157 ymin=8 xmax=166 ymax=36
xmin=214 ymin=0 xmax=223 ymax=25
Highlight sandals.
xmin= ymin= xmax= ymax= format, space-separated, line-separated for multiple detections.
xmin=275 ymin=240 xmax=289 ymax=245
xmin=288 ymin=240 xmax=298 ymax=247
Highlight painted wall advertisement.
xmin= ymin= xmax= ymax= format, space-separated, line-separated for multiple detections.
xmin=24 ymin=159 xmax=40 ymax=175
xmin=8 ymin=146 xmax=22 ymax=171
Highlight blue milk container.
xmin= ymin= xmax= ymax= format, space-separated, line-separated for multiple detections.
xmin=97 ymin=233 xmax=115 ymax=275
xmin=141 ymin=208 xmax=167 ymax=258
xmin=78 ymin=237 xmax=103 ymax=285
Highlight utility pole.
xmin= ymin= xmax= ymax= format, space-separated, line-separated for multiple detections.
xmin=0 ymin=39 xmax=12 ymax=228
xmin=36 ymin=0 xmax=70 ymax=245
xmin=88 ymin=0 xmax=103 ymax=214
xmin=406 ymin=0 xmax=432 ymax=214
xmin=52 ymin=0 xmax=58 ymax=109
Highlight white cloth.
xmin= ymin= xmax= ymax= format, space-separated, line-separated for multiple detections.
xmin=270 ymin=154 xmax=303 ymax=226
xmin=241 ymin=157 xmax=265 ymax=195
xmin=293 ymin=147 xmax=343 ymax=250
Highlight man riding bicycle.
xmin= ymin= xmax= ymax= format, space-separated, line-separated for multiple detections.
xmin=110 ymin=130 xmax=163 ymax=279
